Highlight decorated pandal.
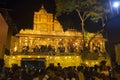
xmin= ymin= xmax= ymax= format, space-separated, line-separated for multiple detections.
xmin=4 ymin=5 xmax=111 ymax=68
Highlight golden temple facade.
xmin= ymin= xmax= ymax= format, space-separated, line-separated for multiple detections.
xmin=4 ymin=5 xmax=110 ymax=68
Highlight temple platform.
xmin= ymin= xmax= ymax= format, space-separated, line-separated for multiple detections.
xmin=4 ymin=52 xmax=111 ymax=68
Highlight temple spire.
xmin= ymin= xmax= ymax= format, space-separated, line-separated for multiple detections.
xmin=41 ymin=4 xmax=44 ymax=9
xmin=38 ymin=4 xmax=47 ymax=13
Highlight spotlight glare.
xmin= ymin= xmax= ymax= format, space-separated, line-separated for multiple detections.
xmin=113 ymin=2 xmax=119 ymax=8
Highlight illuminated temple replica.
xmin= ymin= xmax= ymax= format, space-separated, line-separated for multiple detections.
xmin=4 ymin=5 xmax=111 ymax=68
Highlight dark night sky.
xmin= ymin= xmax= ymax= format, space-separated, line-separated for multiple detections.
xmin=5 ymin=0 xmax=56 ymax=30
xmin=105 ymin=15 xmax=120 ymax=43
xmin=1 ymin=0 xmax=120 ymax=44
xmin=1 ymin=0 xmax=102 ymax=32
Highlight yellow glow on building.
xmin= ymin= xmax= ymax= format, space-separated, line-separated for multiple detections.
xmin=5 ymin=5 xmax=110 ymax=68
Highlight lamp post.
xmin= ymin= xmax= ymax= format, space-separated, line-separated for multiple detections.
xmin=113 ymin=1 xmax=120 ymax=15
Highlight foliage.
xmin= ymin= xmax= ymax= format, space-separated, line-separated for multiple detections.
xmin=0 ymin=58 xmax=4 ymax=68
xmin=55 ymin=0 xmax=109 ymax=23
xmin=55 ymin=0 xmax=110 ymax=51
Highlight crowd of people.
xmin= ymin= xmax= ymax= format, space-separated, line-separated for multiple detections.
xmin=0 ymin=61 xmax=118 ymax=80
xmin=22 ymin=44 xmax=81 ymax=54
xmin=21 ymin=44 xmax=101 ymax=55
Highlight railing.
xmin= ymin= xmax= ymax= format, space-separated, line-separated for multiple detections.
xmin=11 ymin=52 xmax=81 ymax=56
xmin=10 ymin=51 xmax=108 ymax=60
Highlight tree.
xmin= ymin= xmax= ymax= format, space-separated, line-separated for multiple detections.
xmin=55 ymin=0 xmax=110 ymax=50
xmin=0 ymin=58 xmax=4 ymax=69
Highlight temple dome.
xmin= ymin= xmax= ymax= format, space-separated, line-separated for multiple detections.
xmin=38 ymin=5 xmax=47 ymax=14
